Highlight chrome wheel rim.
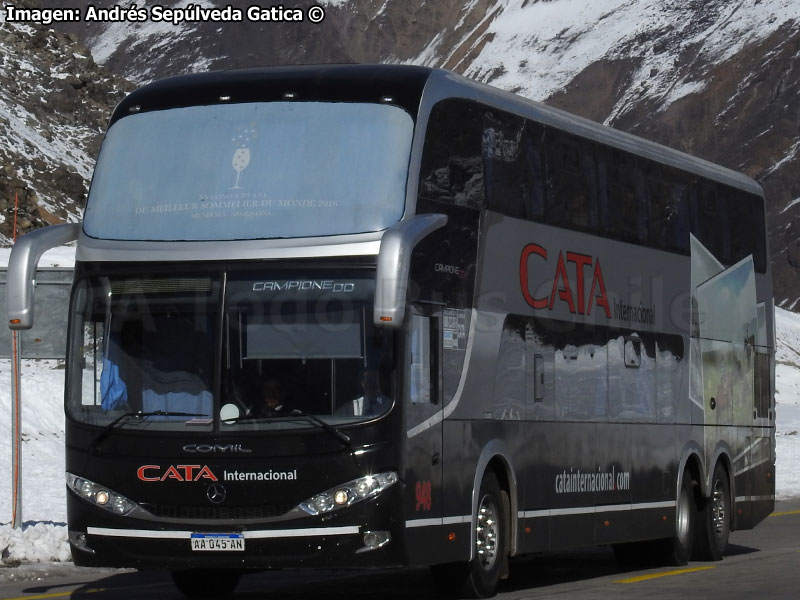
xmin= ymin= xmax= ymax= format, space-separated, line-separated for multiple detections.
xmin=475 ymin=494 xmax=499 ymax=571
xmin=711 ymin=480 xmax=727 ymax=539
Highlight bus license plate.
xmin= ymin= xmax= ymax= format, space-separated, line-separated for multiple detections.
xmin=190 ymin=533 xmax=245 ymax=552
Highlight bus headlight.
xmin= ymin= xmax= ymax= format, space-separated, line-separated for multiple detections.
xmin=66 ymin=473 xmax=137 ymax=516
xmin=298 ymin=472 xmax=398 ymax=516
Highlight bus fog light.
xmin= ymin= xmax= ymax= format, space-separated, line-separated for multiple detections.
xmin=360 ymin=530 xmax=390 ymax=552
xmin=94 ymin=490 xmax=110 ymax=505
xmin=68 ymin=531 xmax=95 ymax=554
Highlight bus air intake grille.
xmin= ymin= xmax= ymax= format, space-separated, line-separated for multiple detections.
xmin=140 ymin=503 xmax=294 ymax=520
xmin=110 ymin=278 xmax=212 ymax=295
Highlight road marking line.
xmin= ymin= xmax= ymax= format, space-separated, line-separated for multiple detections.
xmin=0 ymin=582 xmax=169 ymax=600
xmin=769 ymin=509 xmax=800 ymax=517
xmin=0 ymin=589 xmax=105 ymax=600
xmin=616 ymin=566 xmax=715 ymax=584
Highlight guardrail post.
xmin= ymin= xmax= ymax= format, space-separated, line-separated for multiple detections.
xmin=11 ymin=329 xmax=22 ymax=529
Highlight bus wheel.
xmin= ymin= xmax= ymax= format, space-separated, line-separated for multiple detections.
xmin=171 ymin=569 xmax=240 ymax=598
xmin=693 ymin=463 xmax=730 ymax=561
xmin=431 ymin=472 xmax=507 ymax=598
xmin=661 ymin=469 xmax=696 ymax=565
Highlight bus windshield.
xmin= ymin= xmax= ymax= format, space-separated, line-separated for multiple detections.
xmin=67 ymin=271 xmax=393 ymax=433
xmin=83 ymin=102 xmax=414 ymax=241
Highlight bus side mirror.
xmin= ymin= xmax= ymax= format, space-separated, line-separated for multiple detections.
xmin=374 ymin=213 xmax=447 ymax=328
xmin=7 ymin=223 xmax=80 ymax=330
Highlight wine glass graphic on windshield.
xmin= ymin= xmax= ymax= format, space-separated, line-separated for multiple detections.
xmin=231 ymin=126 xmax=256 ymax=189
xmin=232 ymin=147 xmax=251 ymax=189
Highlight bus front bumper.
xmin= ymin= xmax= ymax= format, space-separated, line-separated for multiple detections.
xmin=70 ymin=522 xmax=404 ymax=569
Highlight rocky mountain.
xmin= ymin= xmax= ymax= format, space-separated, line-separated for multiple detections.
xmin=3 ymin=0 xmax=800 ymax=307
xmin=0 ymin=0 xmax=132 ymax=243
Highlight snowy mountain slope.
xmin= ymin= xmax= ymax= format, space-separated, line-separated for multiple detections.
xmin=431 ymin=0 xmax=797 ymax=114
xmin=49 ymin=0 xmax=800 ymax=124
xmin=0 ymin=9 xmax=131 ymax=243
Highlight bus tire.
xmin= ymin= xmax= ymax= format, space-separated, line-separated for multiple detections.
xmin=693 ymin=463 xmax=730 ymax=561
xmin=614 ymin=470 xmax=696 ymax=567
xmin=171 ymin=569 xmax=240 ymax=598
xmin=430 ymin=472 xmax=507 ymax=598
xmin=662 ymin=469 xmax=696 ymax=565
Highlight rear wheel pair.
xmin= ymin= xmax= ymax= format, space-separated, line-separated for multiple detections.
xmin=614 ymin=464 xmax=730 ymax=566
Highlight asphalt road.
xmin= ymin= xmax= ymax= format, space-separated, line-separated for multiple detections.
xmin=1 ymin=498 xmax=799 ymax=600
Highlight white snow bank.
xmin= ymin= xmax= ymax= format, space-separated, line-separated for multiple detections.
xmin=0 ymin=523 xmax=71 ymax=564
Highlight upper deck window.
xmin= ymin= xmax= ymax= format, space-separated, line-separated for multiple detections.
xmin=84 ymin=102 xmax=414 ymax=241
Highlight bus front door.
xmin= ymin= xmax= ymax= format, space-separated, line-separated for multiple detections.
xmin=403 ymin=309 xmax=446 ymax=565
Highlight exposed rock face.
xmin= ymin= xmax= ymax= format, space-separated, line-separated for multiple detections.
xmin=0 ymin=0 xmax=132 ymax=242
xmin=10 ymin=0 xmax=800 ymax=307
xmin=609 ymin=23 xmax=800 ymax=310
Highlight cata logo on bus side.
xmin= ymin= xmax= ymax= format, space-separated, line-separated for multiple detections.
xmin=519 ymin=243 xmax=611 ymax=318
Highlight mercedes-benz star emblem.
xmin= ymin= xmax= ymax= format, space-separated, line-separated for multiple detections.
xmin=207 ymin=483 xmax=227 ymax=504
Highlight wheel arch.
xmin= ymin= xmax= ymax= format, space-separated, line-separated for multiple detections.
xmin=678 ymin=445 xmax=705 ymax=500
xmin=470 ymin=441 xmax=518 ymax=560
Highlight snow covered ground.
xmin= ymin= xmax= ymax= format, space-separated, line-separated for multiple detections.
xmin=1 ymin=299 xmax=799 ymax=565
xmin=775 ymin=307 xmax=800 ymax=496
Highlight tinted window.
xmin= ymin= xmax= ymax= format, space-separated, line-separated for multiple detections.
xmin=691 ymin=182 xmax=727 ymax=263
xmin=545 ymin=131 xmax=598 ymax=231
xmin=728 ymin=189 xmax=767 ymax=272
xmin=420 ymin=99 xmax=766 ymax=273
xmin=648 ymin=165 xmax=690 ymax=254
xmin=482 ymin=109 xmax=528 ymax=218
xmin=419 ymin=100 xmax=485 ymax=209
xmin=597 ymin=147 xmax=648 ymax=244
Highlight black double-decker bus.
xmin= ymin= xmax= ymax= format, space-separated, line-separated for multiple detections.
xmin=8 ymin=65 xmax=774 ymax=598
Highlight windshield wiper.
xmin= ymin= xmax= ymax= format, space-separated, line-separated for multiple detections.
xmin=90 ymin=410 xmax=208 ymax=452
xmin=288 ymin=409 xmax=352 ymax=447
xmin=221 ymin=410 xmax=351 ymax=447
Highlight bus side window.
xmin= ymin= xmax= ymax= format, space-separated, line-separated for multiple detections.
xmin=410 ymin=314 xmax=434 ymax=405
xmin=729 ymin=189 xmax=767 ymax=272
xmin=544 ymin=130 xmax=597 ymax=232
xmin=418 ymin=99 xmax=485 ymax=210
xmin=521 ymin=124 xmax=546 ymax=220
xmin=691 ymin=181 xmax=729 ymax=264
xmin=482 ymin=110 xmax=526 ymax=218
xmin=597 ymin=147 xmax=647 ymax=245
xmin=82 ymin=320 xmax=104 ymax=406
xmin=647 ymin=163 xmax=690 ymax=254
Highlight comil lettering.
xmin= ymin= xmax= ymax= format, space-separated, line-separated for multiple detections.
xmin=519 ymin=244 xmax=611 ymax=318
